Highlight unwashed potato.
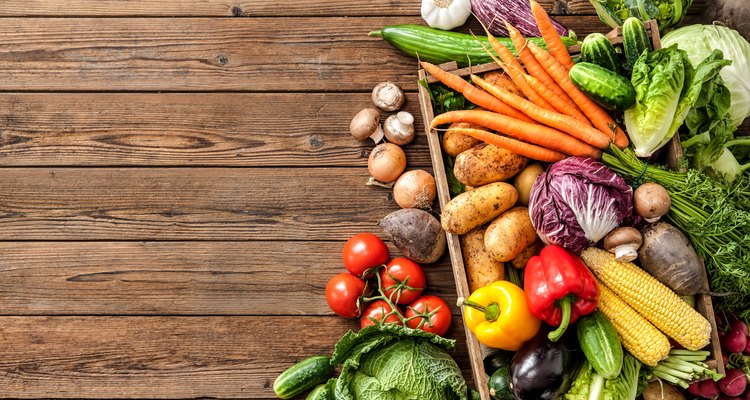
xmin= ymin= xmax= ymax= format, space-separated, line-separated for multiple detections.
xmin=441 ymin=182 xmax=518 ymax=235
xmin=485 ymin=207 xmax=537 ymax=262
xmin=483 ymin=70 xmax=524 ymax=98
xmin=511 ymin=240 xmax=543 ymax=270
xmin=461 ymin=226 xmax=504 ymax=293
xmin=454 ymin=143 xmax=529 ymax=187
xmin=443 ymin=122 xmax=482 ymax=157
xmin=643 ymin=380 xmax=685 ymax=400
xmin=379 ymin=209 xmax=446 ymax=264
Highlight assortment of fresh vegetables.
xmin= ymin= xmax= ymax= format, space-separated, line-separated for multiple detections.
xmin=587 ymin=0 xmax=692 ymax=32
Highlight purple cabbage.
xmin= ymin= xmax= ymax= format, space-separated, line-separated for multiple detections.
xmin=528 ymin=157 xmax=634 ymax=253
xmin=470 ymin=0 xmax=568 ymax=37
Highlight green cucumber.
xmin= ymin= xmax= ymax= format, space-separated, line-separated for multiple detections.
xmin=488 ymin=364 xmax=514 ymax=400
xmin=622 ymin=17 xmax=652 ymax=71
xmin=273 ymin=356 xmax=334 ymax=399
xmin=370 ymin=24 xmax=578 ymax=68
xmin=581 ymin=33 xmax=620 ymax=73
xmin=576 ymin=312 xmax=623 ymax=380
xmin=305 ymin=383 xmax=329 ymax=400
xmin=569 ymin=62 xmax=636 ymax=111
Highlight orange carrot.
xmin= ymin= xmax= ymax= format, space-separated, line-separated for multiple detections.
xmin=420 ymin=62 xmax=534 ymax=123
xmin=530 ymin=0 xmax=575 ymax=70
xmin=445 ymin=127 xmax=566 ymax=162
xmin=527 ymin=42 xmax=629 ymax=148
xmin=523 ymin=74 xmax=590 ymax=124
xmin=471 ymin=74 xmax=611 ymax=149
xmin=505 ymin=21 xmax=577 ymax=109
xmin=430 ymin=110 xmax=602 ymax=159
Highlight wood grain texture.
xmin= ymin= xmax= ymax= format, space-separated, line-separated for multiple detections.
xmin=0 ymin=93 xmax=429 ymax=166
xmin=0 ymin=168 xmax=436 ymax=240
xmin=0 ymin=316 xmax=471 ymax=399
xmin=0 ymin=241 xmax=458 ymax=315
xmin=0 ymin=16 xmax=705 ymax=92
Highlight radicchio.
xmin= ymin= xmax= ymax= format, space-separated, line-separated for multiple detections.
xmin=529 ymin=157 xmax=634 ymax=253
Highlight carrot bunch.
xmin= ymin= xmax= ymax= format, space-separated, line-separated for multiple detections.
xmin=424 ymin=0 xmax=628 ymax=162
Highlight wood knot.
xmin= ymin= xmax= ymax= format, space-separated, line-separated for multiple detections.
xmin=552 ymin=0 xmax=569 ymax=15
xmin=216 ymin=54 xmax=229 ymax=66
xmin=308 ymin=135 xmax=323 ymax=149
xmin=231 ymin=6 xmax=244 ymax=16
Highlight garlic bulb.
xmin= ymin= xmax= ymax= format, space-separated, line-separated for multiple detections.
xmin=421 ymin=0 xmax=471 ymax=31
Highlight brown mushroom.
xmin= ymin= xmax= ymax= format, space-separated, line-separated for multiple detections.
xmin=604 ymin=227 xmax=643 ymax=262
xmin=372 ymin=82 xmax=405 ymax=112
xmin=384 ymin=111 xmax=415 ymax=145
xmin=634 ymin=182 xmax=671 ymax=223
xmin=350 ymin=108 xmax=384 ymax=143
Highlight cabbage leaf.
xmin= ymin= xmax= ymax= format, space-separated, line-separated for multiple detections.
xmin=587 ymin=0 xmax=692 ymax=32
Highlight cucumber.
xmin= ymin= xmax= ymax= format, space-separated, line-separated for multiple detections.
xmin=370 ymin=24 xmax=578 ymax=68
xmin=622 ymin=17 xmax=652 ymax=71
xmin=576 ymin=312 xmax=623 ymax=380
xmin=488 ymin=364 xmax=514 ymax=400
xmin=581 ymin=33 xmax=620 ymax=73
xmin=305 ymin=383 xmax=329 ymax=400
xmin=569 ymin=62 xmax=636 ymax=111
xmin=273 ymin=356 xmax=334 ymax=399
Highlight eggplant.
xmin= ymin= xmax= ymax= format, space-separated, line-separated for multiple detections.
xmin=509 ymin=328 xmax=581 ymax=400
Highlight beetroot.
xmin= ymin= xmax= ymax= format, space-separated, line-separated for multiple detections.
xmin=725 ymin=329 xmax=749 ymax=354
xmin=700 ymin=379 xmax=722 ymax=398
xmin=731 ymin=320 xmax=749 ymax=336
xmin=746 ymin=337 xmax=750 ymax=355
xmin=719 ymin=369 xmax=748 ymax=397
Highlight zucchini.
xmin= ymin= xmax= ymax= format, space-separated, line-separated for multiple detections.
xmin=370 ymin=24 xmax=578 ymax=68
xmin=581 ymin=33 xmax=620 ymax=73
xmin=576 ymin=312 xmax=623 ymax=380
xmin=305 ymin=383 xmax=329 ymax=400
xmin=488 ymin=364 xmax=514 ymax=400
xmin=483 ymin=349 xmax=514 ymax=376
xmin=622 ymin=17 xmax=652 ymax=71
xmin=273 ymin=356 xmax=334 ymax=399
xmin=569 ymin=62 xmax=636 ymax=111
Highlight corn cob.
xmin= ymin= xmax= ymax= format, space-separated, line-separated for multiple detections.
xmin=581 ymin=247 xmax=711 ymax=351
xmin=596 ymin=281 xmax=670 ymax=366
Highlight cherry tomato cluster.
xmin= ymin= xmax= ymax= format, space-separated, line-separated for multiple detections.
xmin=325 ymin=233 xmax=452 ymax=336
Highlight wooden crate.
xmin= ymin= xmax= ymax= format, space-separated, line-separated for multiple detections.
xmin=416 ymin=20 xmax=723 ymax=400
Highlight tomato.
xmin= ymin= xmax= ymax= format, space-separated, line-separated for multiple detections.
xmin=406 ymin=295 xmax=452 ymax=336
xmin=326 ymin=273 xmax=368 ymax=319
xmin=360 ymin=300 xmax=403 ymax=329
xmin=342 ymin=233 xmax=389 ymax=277
xmin=379 ymin=257 xmax=425 ymax=305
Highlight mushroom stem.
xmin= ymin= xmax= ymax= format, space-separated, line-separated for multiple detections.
xmin=370 ymin=124 xmax=384 ymax=143
xmin=613 ymin=245 xmax=639 ymax=262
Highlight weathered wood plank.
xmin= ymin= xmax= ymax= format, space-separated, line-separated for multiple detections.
xmin=0 ymin=168 xmax=437 ymax=241
xmin=0 ymin=16 xmax=704 ymax=92
xmin=0 ymin=93 xmax=430 ymax=166
xmin=0 ymin=0 xmax=705 ymax=16
xmin=0 ymin=241 xmax=459 ymax=315
xmin=0 ymin=316 xmax=471 ymax=398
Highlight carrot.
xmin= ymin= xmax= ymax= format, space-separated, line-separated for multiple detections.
xmin=505 ymin=21 xmax=577 ymax=109
xmin=530 ymin=0 xmax=575 ymax=70
xmin=526 ymin=42 xmax=629 ymax=148
xmin=430 ymin=109 xmax=602 ymax=159
xmin=445 ymin=127 xmax=566 ymax=162
xmin=420 ymin=62 xmax=534 ymax=123
xmin=471 ymin=74 xmax=611 ymax=149
xmin=482 ymin=30 xmax=556 ymax=112
xmin=523 ymin=74 xmax=590 ymax=124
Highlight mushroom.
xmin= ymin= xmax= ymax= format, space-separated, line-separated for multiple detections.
xmin=604 ymin=227 xmax=643 ymax=262
xmin=372 ymin=82 xmax=405 ymax=112
xmin=350 ymin=108 xmax=384 ymax=143
xmin=634 ymin=182 xmax=671 ymax=223
xmin=384 ymin=111 xmax=415 ymax=145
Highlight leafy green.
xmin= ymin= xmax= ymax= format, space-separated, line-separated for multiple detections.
xmin=587 ymin=0 xmax=692 ymax=32
xmin=564 ymin=353 xmax=641 ymax=400
xmin=330 ymin=324 xmax=468 ymax=400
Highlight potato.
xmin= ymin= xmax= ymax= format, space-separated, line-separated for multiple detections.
xmin=461 ymin=226 xmax=505 ymax=292
xmin=483 ymin=70 xmax=524 ymax=98
xmin=514 ymin=163 xmax=545 ymax=206
xmin=643 ymin=380 xmax=685 ymax=400
xmin=511 ymin=240 xmax=543 ymax=269
xmin=442 ymin=122 xmax=482 ymax=157
xmin=485 ymin=207 xmax=538 ymax=262
xmin=441 ymin=182 xmax=518 ymax=234
xmin=379 ymin=209 xmax=446 ymax=264
xmin=454 ymin=143 xmax=529 ymax=187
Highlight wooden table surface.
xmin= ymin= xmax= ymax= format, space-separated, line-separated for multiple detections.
xmin=0 ymin=1 xmax=721 ymax=399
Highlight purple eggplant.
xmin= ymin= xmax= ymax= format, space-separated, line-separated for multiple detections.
xmin=470 ymin=0 xmax=568 ymax=37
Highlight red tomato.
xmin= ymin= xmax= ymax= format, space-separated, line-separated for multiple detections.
xmin=379 ymin=257 xmax=426 ymax=305
xmin=326 ymin=273 xmax=368 ymax=318
xmin=406 ymin=295 xmax=452 ymax=336
xmin=342 ymin=233 xmax=389 ymax=277
xmin=360 ymin=300 xmax=403 ymax=329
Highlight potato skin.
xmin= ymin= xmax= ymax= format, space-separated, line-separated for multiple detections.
xmin=441 ymin=182 xmax=518 ymax=235
xmin=454 ymin=143 xmax=529 ymax=187
xmin=461 ymin=226 xmax=505 ymax=293
xmin=511 ymin=240 xmax=543 ymax=269
xmin=442 ymin=122 xmax=483 ymax=157
xmin=485 ymin=207 xmax=538 ymax=262
xmin=483 ymin=70 xmax=524 ymax=98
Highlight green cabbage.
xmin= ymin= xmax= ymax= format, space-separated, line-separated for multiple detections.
xmin=662 ymin=25 xmax=750 ymax=128
xmin=587 ymin=0 xmax=691 ymax=32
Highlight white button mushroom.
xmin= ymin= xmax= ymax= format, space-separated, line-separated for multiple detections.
xmin=604 ymin=227 xmax=643 ymax=262
xmin=634 ymin=182 xmax=671 ymax=223
xmin=349 ymin=108 xmax=384 ymax=143
xmin=384 ymin=111 xmax=416 ymax=145
xmin=372 ymin=82 xmax=405 ymax=112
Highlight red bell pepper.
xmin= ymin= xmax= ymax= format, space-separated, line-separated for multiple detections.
xmin=524 ymin=244 xmax=599 ymax=342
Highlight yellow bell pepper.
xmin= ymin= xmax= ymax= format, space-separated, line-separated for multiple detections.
xmin=459 ymin=280 xmax=541 ymax=350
